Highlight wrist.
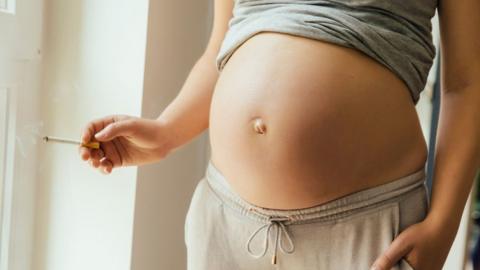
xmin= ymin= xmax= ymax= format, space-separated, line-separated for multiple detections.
xmin=423 ymin=210 xmax=462 ymax=241
xmin=155 ymin=117 xmax=182 ymax=152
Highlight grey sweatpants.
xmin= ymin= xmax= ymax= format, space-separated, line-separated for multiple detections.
xmin=185 ymin=159 xmax=429 ymax=270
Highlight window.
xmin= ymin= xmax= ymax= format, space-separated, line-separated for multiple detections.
xmin=0 ymin=87 xmax=7 ymax=208
xmin=0 ymin=87 xmax=10 ymax=264
xmin=0 ymin=0 xmax=15 ymax=13
xmin=0 ymin=87 xmax=8 ymax=267
xmin=0 ymin=86 xmax=15 ymax=270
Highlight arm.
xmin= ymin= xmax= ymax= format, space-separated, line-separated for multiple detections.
xmin=371 ymin=0 xmax=480 ymax=269
xmin=78 ymin=1 xmax=233 ymax=173
xmin=427 ymin=0 xmax=480 ymax=251
xmin=157 ymin=0 xmax=233 ymax=150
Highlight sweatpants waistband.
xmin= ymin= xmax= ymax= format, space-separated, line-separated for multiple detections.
xmin=205 ymin=159 xmax=428 ymax=225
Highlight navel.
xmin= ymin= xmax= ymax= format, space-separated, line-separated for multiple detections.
xmin=252 ymin=117 xmax=267 ymax=134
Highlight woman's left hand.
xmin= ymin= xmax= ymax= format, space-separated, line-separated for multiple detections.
xmin=370 ymin=217 xmax=453 ymax=270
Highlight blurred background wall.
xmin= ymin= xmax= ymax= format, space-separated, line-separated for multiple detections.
xmin=131 ymin=0 xmax=211 ymax=269
xmin=33 ymin=1 xmax=148 ymax=270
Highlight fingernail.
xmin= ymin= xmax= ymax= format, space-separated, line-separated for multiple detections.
xmin=370 ymin=266 xmax=379 ymax=270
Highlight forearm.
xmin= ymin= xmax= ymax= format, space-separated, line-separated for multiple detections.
xmin=156 ymin=52 xmax=219 ymax=150
xmin=427 ymin=85 xmax=480 ymax=242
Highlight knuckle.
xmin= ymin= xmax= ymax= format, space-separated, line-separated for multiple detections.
xmin=83 ymin=125 xmax=93 ymax=137
xmin=92 ymin=117 xmax=105 ymax=126
xmin=126 ymin=118 xmax=139 ymax=128
xmin=117 ymin=114 xmax=129 ymax=120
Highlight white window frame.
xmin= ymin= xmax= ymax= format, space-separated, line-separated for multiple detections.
xmin=0 ymin=88 xmax=7 ymax=203
xmin=0 ymin=88 xmax=7 ymax=220
xmin=0 ymin=87 xmax=16 ymax=270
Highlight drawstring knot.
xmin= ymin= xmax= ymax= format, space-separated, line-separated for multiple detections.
xmin=245 ymin=212 xmax=295 ymax=265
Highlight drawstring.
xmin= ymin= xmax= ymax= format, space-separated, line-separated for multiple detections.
xmin=245 ymin=213 xmax=295 ymax=264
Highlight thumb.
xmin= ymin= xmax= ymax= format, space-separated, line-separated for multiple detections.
xmin=94 ymin=120 xmax=136 ymax=141
xmin=370 ymin=233 xmax=412 ymax=270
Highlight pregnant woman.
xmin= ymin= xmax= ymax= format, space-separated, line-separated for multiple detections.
xmin=79 ymin=0 xmax=480 ymax=269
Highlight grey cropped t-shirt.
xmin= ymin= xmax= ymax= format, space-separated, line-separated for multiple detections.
xmin=215 ymin=0 xmax=438 ymax=105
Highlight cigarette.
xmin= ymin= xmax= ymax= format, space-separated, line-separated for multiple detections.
xmin=43 ymin=136 xmax=100 ymax=149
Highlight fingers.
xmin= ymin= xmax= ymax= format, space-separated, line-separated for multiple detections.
xmin=79 ymin=141 xmax=120 ymax=174
xmin=101 ymin=140 xmax=123 ymax=168
xmin=89 ymin=148 xmax=105 ymax=168
xmin=371 ymin=234 xmax=413 ymax=270
xmin=94 ymin=119 xmax=136 ymax=142
xmin=78 ymin=145 xmax=91 ymax=161
xmin=79 ymin=115 xmax=115 ymax=163
xmin=79 ymin=114 xmax=130 ymax=174
xmin=81 ymin=115 xmax=113 ymax=144
xmin=80 ymin=114 xmax=129 ymax=144
xmin=99 ymin=157 xmax=114 ymax=174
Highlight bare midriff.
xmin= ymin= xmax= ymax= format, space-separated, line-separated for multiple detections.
xmin=209 ymin=32 xmax=428 ymax=210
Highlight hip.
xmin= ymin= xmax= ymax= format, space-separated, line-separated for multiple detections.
xmin=184 ymin=160 xmax=429 ymax=270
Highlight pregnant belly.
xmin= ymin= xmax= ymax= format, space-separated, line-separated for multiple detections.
xmin=209 ymin=32 xmax=428 ymax=209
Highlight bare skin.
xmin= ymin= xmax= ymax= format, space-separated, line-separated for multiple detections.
xmin=79 ymin=0 xmax=480 ymax=269
xmin=209 ymin=32 xmax=428 ymax=209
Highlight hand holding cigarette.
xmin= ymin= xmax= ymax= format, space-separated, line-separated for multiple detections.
xmin=77 ymin=115 xmax=177 ymax=174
